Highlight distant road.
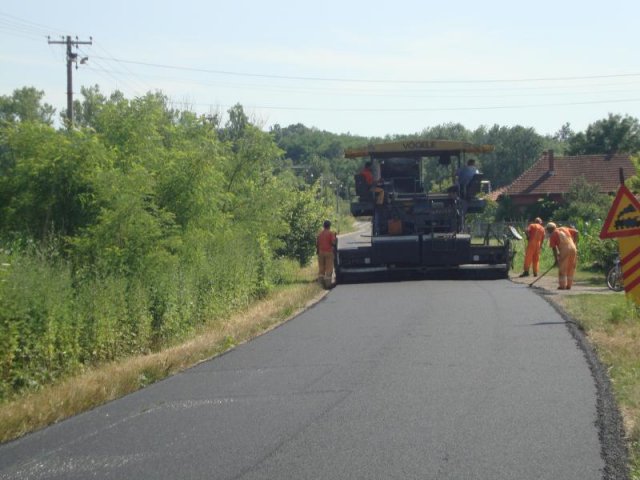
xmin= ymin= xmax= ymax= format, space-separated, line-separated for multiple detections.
xmin=338 ymin=220 xmax=371 ymax=249
xmin=0 ymin=279 xmax=608 ymax=479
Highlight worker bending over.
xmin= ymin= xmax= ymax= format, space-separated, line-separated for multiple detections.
xmin=519 ymin=217 xmax=545 ymax=277
xmin=546 ymin=222 xmax=578 ymax=290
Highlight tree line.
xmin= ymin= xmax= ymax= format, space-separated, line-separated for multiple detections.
xmin=272 ymin=115 xmax=640 ymax=194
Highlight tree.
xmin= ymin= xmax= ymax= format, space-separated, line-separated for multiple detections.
xmin=72 ymin=85 xmax=107 ymax=128
xmin=553 ymin=122 xmax=574 ymax=142
xmin=0 ymin=87 xmax=56 ymax=124
xmin=566 ymin=114 xmax=640 ymax=155
xmin=420 ymin=122 xmax=472 ymax=142
xmin=221 ymin=103 xmax=249 ymax=144
xmin=626 ymin=155 xmax=640 ymax=194
xmin=271 ymin=123 xmax=369 ymax=188
xmin=553 ymin=176 xmax=611 ymax=222
xmin=277 ymin=185 xmax=329 ymax=266
xmin=474 ymin=125 xmax=544 ymax=188
xmin=0 ymin=122 xmax=110 ymax=239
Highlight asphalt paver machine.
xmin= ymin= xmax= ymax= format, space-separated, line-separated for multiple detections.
xmin=335 ymin=140 xmax=513 ymax=283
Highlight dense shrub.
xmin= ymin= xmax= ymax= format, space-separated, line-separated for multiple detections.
xmin=575 ymin=220 xmax=619 ymax=270
xmin=0 ymin=93 xmax=327 ymax=399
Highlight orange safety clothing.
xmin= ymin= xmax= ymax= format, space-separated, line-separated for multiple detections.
xmin=549 ymin=228 xmax=577 ymax=289
xmin=558 ymin=226 xmax=579 ymax=244
xmin=316 ymin=228 xmax=337 ymax=286
xmin=360 ymin=167 xmax=374 ymax=185
xmin=523 ymin=222 xmax=545 ymax=275
xmin=316 ymin=229 xmax=337 ymax=253
xmin=360 ymin=166 xmax=385 ymax=205
xmin=317 ymin=251 xmax=334 ymax=280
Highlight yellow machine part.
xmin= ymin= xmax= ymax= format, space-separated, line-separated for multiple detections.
xmin=344 ymin=140 xmax=494 ymax=158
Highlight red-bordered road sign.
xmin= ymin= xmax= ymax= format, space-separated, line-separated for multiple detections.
xmin=600 ymin=184 xmax=640 ymax=239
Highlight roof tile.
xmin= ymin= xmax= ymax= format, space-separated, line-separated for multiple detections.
xmin=503 ymin=153 xmax=635 ymax=196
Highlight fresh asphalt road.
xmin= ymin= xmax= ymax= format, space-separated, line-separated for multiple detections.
xmin=0 ymin=279 xmax=604 ymax=479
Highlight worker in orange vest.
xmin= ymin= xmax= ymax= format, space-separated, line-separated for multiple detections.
xmin=519 ymin=217 xmax=545 ymax=277
xmin=360 ymin=162 xmax=374 ymax=186
xmin=558 ymin=224 xmax=579 ymax=244
xmin=316 ymin=220 xmax=337 ymax=289
xmin=546 ymin=222 xmax=578 ymax=290
xmin=360 ymin=161 xmax=385 ymax=204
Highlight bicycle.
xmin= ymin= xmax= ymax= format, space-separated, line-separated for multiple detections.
xmin=606 ymin=257 xmax=624 ymax=292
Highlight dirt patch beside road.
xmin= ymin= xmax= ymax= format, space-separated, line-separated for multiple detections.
xmin=509 ymin=268 xmax=614 ymax=296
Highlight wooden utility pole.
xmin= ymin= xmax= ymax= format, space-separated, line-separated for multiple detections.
xmin=47 ymin=35 xmax=92 ymax=125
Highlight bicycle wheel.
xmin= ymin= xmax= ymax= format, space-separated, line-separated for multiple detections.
xmin=606 ymin=266 xmax=624 ymax=292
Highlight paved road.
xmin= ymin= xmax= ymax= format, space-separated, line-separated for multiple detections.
xmin=0 ymin=280 xmax=606 ymax=479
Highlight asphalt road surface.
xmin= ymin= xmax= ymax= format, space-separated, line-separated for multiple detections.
xmin=0 ymin=277 xmax=616 ymax=479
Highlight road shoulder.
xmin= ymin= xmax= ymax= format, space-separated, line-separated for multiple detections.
xmin=509 ymin=271 xmax=631 ymax=479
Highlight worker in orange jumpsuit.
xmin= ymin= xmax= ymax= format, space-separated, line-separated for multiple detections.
xmin=558 ymin=224 xmax=579 ymax=244
xmin=360 ymin=162 xmax=384 ymax=203
xmin=316 ymin=220 xmax=337 ymax=289
xmin=546 ymin=222 xmax=578 ymax=290
xmin=519 ymin=217 xmax=545 ymax=277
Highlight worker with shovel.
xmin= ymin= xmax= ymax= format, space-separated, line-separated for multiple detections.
xmin=519 ymin=217 xmax=545 ymax=277
xmin=546 ymin=222 xmax=578 ymax=290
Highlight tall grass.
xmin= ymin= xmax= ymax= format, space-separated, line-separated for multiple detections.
xmin=0 ymin=230 xmax=296 ymax=401
xmin=0 ymin=263 xmax=321 ymax=443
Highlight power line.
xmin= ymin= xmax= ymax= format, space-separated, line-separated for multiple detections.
xmin=201 ymin=97 xmax=640 ymax=113
xmin=0 ymin=11 xmax=64 ymax=35
xmin=77 ymin=52 xmax=640 ymax=103
xmin=3 ymin=11 xmax=638 ymax=120
xmin=91 ymin=55 xmax=640 ymax=85
xmin=78 ymin=47 xmax=149 ymax=95
xmin=73 ymin=63 xmax=640 ymax=100
xmin=0 ymin=22 xmax=45 ymax=41
xmin=90 ymin=40 xmax=154 ymax=93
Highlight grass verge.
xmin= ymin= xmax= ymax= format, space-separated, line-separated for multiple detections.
xmin=557 ymin=293 xmax=640 ymax=478
xmin=0 ymin=266 xmax=325 ymax=444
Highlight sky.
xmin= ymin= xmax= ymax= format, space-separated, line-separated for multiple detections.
xmin=2 ymin=0 xmax=640 ymax=138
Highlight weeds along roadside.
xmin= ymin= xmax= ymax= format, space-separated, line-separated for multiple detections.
xmin=0 ymin=264 xmax=325 ymax=444
xmin=0 ymin=213 xmax=355 ymax=444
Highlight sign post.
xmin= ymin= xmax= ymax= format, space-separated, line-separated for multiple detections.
xmin=600 ymin=183 xmax=640 ymax=303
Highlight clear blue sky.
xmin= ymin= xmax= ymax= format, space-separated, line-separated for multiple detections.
xmin=2 ymin=0 xmax=640 ymax=137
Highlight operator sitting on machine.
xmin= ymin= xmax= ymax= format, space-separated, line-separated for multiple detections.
xmin=455 ymin=158 xmax=479 ymax=197
xmin=359 ymin=161 xmax=385 ymax=204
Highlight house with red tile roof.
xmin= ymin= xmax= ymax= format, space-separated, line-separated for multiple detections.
xmin=493 ymin=150 xmax=636 ymax=210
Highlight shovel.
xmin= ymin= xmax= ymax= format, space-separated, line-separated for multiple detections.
xmin=528 ymin=264 xmax=555 ymax=287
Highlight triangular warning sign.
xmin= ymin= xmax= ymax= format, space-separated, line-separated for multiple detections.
xmin=600 ymin=184 xmax=640 ymax=238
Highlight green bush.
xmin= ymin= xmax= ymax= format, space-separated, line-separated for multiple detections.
xmin=0 ymin=95 xmax=329 ymax=399
xmin=277 ymin=185 xmax=329 ymax=266
xmin=571 ymin=219 xmax=618 ymax=270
